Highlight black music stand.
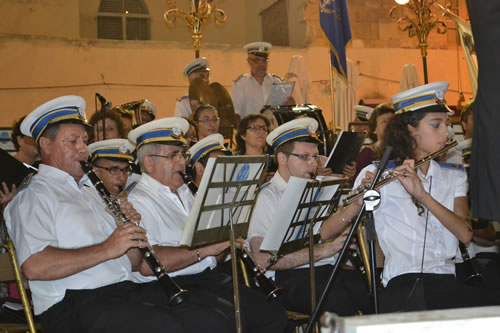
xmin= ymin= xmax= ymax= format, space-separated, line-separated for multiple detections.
xmin=259 ymin=176 xmax=345 ymax=329
xmin=305 ymin=146 xmax=393 ymax=333
xmin=180 ymin=155 xmax=268 ymax=333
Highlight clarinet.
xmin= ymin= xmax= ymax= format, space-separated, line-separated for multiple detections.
xmin=237 ymin=248 xmax=282 ymax=301
xmin=458 ymin=242 xmax=482 ymax=286
xmin=81 ymin=161 xmax=188 ymax=306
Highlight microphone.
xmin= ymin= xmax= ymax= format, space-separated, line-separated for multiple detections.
xmin=96 ymin=93 xmax=112 ymax=110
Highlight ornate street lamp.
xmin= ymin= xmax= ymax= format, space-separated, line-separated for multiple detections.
xmin=390 ymin=0 xmax=447 ymax=83
xmin=164 ymin=0 xmax=227 ymax=58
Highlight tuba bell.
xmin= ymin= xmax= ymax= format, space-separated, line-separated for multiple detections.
xmin=112 ymin=99 xmax=155 ymax=129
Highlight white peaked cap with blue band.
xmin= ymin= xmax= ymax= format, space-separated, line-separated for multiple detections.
xmin=266 ymin=117 xmax=319 ymax=151
xmin=187 ymin=133 xmax=225 ymax=166
xmin=354 ymin=105 xmax=374 ymax=121
xmin=128 ymin=117 xmax=189 ymax=150
xmin=20 ymin=95 xmax=88 ymax=143
xmin=88 ymin=138 xmax=136 ymax=162
xmin=244 ymin=42 xmax=272 ymax=57
xmin=392 ymin=81 xmax=453 ymax=115
xmin=183 ymin=57 xmax=211 ymax=78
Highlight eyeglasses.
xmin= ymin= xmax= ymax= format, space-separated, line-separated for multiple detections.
xmin=285 ymin=152 xmax=321 ymax=163
xmin=94 ymin=165 xmax=133 ymax=176
xmin=149 ymin=151 xmax=190 ymax=161
xmin=249 ymin=57 xmax=269 ymax=64
xmin=246 ymin=125 xmax=268 ymax=133
xmin=197 ymin=117 xmax=220 ymax=124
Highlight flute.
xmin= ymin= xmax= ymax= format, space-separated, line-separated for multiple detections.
xmin=81 ymin=161 xmax=188 ymax=306
xmin=343 ymin=141 xmax=458 ymax=206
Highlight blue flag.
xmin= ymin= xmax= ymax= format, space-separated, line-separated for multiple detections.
xmin=319 ymin=0 xmax=352 ymax=79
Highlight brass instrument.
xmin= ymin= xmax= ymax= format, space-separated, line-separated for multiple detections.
xmin=189 ymin=78 xmax=235 ymax=146
xmin=343 ymin=141 xmax=458 ymax=206
xmin=81 ymin=162 xmax=188 ymax=306
xmin=112 ymin=99 xmax=152 ymax=128
xmin=237 ymin=248 xmax=281 ymax=301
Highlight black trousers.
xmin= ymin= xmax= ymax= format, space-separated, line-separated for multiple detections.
xmin=379 ymin=273 xmax=500 ymax=313
xmin=456 ymin=253 xmax=500 ymax=290
xmin=176 ymin=269 xmax=288 ymax=333
xmin=42 ymin=272 xmax=288 ymax=333
xmin=41 ymin=280 xmax=230 ymax=333
xmin=275 ymin=265 xmax=372 ymax=316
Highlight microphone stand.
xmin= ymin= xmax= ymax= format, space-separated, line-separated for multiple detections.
xmin=305 ymin=146 xmax=393 ymax=333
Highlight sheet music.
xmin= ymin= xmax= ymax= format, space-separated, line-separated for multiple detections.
xmin=265 ymin=82 xmax=295 ymax=106
xmin=325 ymin=130 xmax=366 ymax=174
xmin=180 ymin=156 xmax=266 ymax=247
xmin=260 ymin=176 xmax=342 ymax=254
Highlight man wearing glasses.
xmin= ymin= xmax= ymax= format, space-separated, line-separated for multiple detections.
xmin=248 ymin=117 xmax=372 ymax=317
xmin=88 ymin=138 xmax=135 ymax=196
xmin=5 ymin=96 xmax=198 ymax=332
xmin=231 ymin=42 xmax=286 ymax=123
xmin=126 ymin=117 xmax=288 ymax=333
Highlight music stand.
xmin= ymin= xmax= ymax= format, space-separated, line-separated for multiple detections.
xmin=259 ymin=176 xmax=346 ymax=329
xmin=180 ymin=155 xmax=269 ymax=333
xmin=305 ymin=146 xmax=393 ymax=333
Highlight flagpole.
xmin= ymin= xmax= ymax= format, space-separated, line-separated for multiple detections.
xmin=329 ymin=63 xmax=336 ymax=132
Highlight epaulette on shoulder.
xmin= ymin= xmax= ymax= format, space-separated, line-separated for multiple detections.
xmin=373 ymin=160 xmax=399 ymax=170
xmin=120 ymin=181 xmax=138 ymax=197
xmin=176 ymin=95 xmax=188 ymax=102
xmin=233 ymin=74 xmax=244 ymax=83
xmin=462 ymin=146 xmax=472 ymax=157
xmin=437 ymin=161 xmax=465 ymax=172
xmin=16 ymin=173 xmax=34 ymax=193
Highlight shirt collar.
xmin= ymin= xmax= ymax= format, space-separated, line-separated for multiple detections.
xmin=271 ymin=170 xmax=288 ymax=192
xmin=249 ymin=72 xmax=271 ymax=82
xmin=38 ymin=164 xmax=89 ymax=189
xmin=139 ymin=172 xmax=189 ymax=195
xmin=417 ymin=159 xmax=442 ymax=182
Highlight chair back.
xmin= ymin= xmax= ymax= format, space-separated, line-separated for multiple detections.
xmin=0 ymin=238 xmax=37 ymax=333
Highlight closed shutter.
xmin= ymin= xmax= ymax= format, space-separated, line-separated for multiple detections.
xmin=98 ymin=0 xmax=150 ymax=40
xmin=98 ymin=16 xmax=123 ymax=40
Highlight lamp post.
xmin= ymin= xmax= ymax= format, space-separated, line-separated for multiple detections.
xmin=390 ymin=0 xmax=447 ymax=83
xmin=164 ymin=0 xmax=226 ymax=58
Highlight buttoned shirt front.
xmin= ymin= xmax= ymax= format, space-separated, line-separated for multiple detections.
xmin=127 ymin=173 xmax=216 ymax=282
xmin=354 ymin=160 xmax=468 ymax=286
xmin=248 ymin=171 xmax=335 ymax=279
xmin=174 ymin=96 xmax=192 ymax=119
xmin=231 ymin=72 xmax=282 ymax=119
xmin=5 ymin=164 xmax=132 ymax=315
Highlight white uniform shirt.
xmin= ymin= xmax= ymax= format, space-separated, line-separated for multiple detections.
xmin=354 ymin=160 xmax=468 ymax=286
xmin=4 ymin=164 xmax=132 ymax=315
xmin=127 ymin=173 xmax=216 ymax=282
xmin=174 ymin=96 xmax=192 ymax=118
xmin=231 ymin=72 xmax=282 ymax=119
xmin=248 ymin=171 xmax=335 ymax=279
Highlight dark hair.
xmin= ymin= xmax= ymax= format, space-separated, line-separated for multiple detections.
xmin=185 ymin=117 xmax=198 ymax=141
xmin=460 ymin=99 xmax=474 ymax=124
xmin=367 ymin=104 xmax=395 ymax=142
xmin=380 ymin=110 xmax=429 ymax=161
xmin=235 ymin=113 xmax=270 ymax=155
xmin=11 ymin=116 xmax=26 ymax=151
xmin=88 ymin=110 xmax=127 ymax=143
xmin=193 ymin=104 xmax=218 ymax=123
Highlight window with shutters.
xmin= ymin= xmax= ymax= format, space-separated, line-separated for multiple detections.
xmin=97 ymin=0 xmax=151 ymax=40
